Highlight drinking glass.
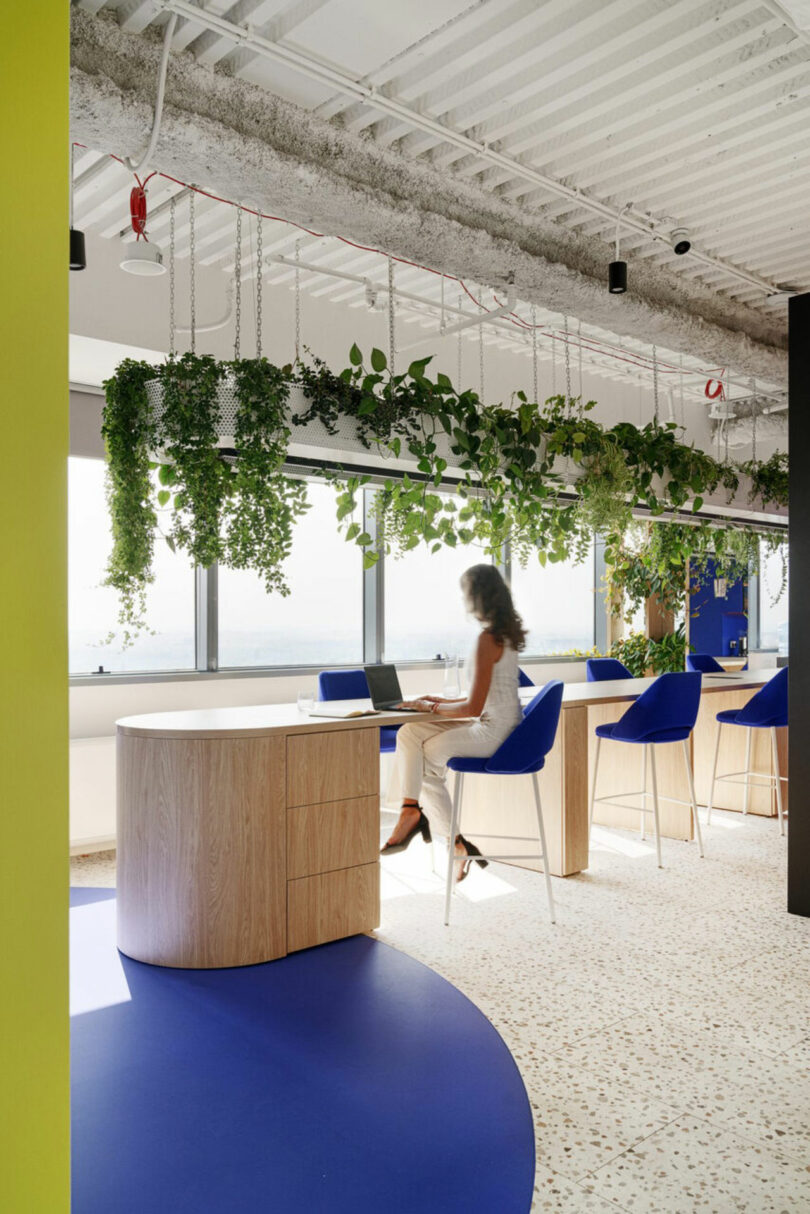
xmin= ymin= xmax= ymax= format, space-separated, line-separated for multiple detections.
xmin=297 ymin=688 xmax=315 ymax=714
xmin=443 ymin=654 xmax=460 ymax=699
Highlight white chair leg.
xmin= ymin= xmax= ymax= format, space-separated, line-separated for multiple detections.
xmin=649 ymin=745 xmax=662 ymax=869
xmin=771 ymin=728 xmax=785 ymax=837
xmin=443 ymin=773 xmax=463 ymax=926
xmin=682 ymin=738 xmax=704 ymax=858
xmin=640 ymin=746 xmax=647 ymax=840
xmin=707 ymin=721 xmax=721 ymax=826
xmin=532 ymin=772 xmax=556 ymax=925
xmin=743 ymin=727 xmax=752 ymax=815
xmin=589 ymin=736 xmax=602 ymax=840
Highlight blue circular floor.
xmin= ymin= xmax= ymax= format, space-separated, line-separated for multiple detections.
xmin=70 ymin=888 xmax=534 ymax=1212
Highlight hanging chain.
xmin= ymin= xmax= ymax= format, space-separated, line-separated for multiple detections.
xmin=678 ymin=353 xmax=685 ymax=427
xmin=531 ymin=304 xmax=538 ymax=403
xmin=479 ymin=287 xmax=485 ymax=401
xmin=255 ymin=210 xmax=263 ymax=358
xmin=234 ymin=205 xmax=242 ymax=359
xmin=577 ymin=318 xmax=583 ymax=401
xmin=387 ymin=255 xmax=395 ymax=376
xmin=294 ymin=239 xmax=301 ymax=362
xmin=440 ymin=273 xmax=446 ymax=334
xmin=457 ymin=293 xmax=463 ymax=387
xmin=724 ymin=372 xmax=730 ymax=463
xmin=652 ymin=345 xmax=659 ymax=425
xmin=189 ymin=189 xmax=196 ymax=354
xmin=563 ymin=315 xmax=571 ymax=404
xmin=551 ymin=326 xmax=557 ymax=396
xmin=169 ymin=194 xmax=176 ymax=357
xmin=750 ymin=376 xmax=758 ymax=468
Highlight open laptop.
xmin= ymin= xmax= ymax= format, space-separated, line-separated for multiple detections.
xmin=364 ymin=663 xmax=421 ymax=711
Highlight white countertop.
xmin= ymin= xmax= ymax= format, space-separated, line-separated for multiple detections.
xmin=116 ymin=670 xmax=777 ymax=739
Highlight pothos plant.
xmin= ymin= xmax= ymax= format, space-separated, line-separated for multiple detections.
xmin=101 ymin=341 xmax=788 ymax=641
xmin=102 ymin=353 xmax=309 ymax=641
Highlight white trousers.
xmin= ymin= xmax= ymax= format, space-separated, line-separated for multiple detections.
xmin=395 ymin=716 xmax=515 ymax=838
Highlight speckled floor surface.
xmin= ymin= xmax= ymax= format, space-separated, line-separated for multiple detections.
xmin=72 ymin=808 xmax=810 ymax=1213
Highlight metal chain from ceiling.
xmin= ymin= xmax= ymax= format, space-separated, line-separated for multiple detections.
xmin=169 ymin=193 xmax=176 ymax=358
xmin=652 ymin=345 xmax=659 ymax=425
xmin=531 ymin=304 xmax=538 ymax=404
xmin=387 ymin=255 xmax=395 ymax=376
xmin=256 ymin=210 xmax=263 ymax=358
xmin=189 ymin=188 xmax=196 ymax=354
xmin=750 ymin=377 xmax=758 ymax=468
xmin=578 ymin=319 xmax=583 ymax=401
xmin=457 ymin=293 xmax=463 ymax=387
xmin=563 ymin=316 xmax=571 ymax=404
xmin=234 ymin=204 xmax=242 ymax=359
xmin=294 ymin=239 xmax=301 ymax=362
xmin=479 ymin=288 xmax=485 ymax=401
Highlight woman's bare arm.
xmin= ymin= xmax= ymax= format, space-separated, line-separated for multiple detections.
xmin=404 ymin=632 xmax=502 ymax=718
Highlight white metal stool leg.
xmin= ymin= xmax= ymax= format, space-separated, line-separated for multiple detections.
xmin=531 ymin=772 xmax=556 ymax=924
xmin=771 ymin=728 xmax=785 ymax=836
xmin=640 ymin=746 xmax=647 ymax=840
xmin=589 ymin=736 xmax=602 ymax=840
xmin=444 ymin=773 xmax=464 ymax=926
xmin=649 ymin=744 xmax=662 ymax=868
xmin=743 ymin=727 xmax=752 ymax=815
xmin=682 ymin=738 xmax=704 ymax=858
xmin=707 ymin=721 xmax=721 ymax=826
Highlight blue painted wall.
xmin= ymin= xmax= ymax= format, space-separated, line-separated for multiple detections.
xmin=689 ymin=559 xmax=748 ymax=656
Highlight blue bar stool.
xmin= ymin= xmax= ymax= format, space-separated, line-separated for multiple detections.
xmin=686 ymin=654 xmax=726 ymax=674
xmin=518 ymin=668 xmax=535 ymax=688
xmin=586 ymin=658 xmax=633 ymax=682
xmin=318 ymin=669 xmax=399 ymax=754
xmin=707 ymin=667 xmax=788 ymax=835
xmin=444 ymin=680 xmax=564 ymax=927
xmin=590 ymin=672 xmax=704 ymax=868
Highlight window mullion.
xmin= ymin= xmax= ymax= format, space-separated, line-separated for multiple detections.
xmin=362 ymin=489 xmax=383 ymax=664
xmin=195 ymin=563 xmax=218 ymax=672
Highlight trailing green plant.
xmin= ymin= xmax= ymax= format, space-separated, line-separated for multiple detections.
xmin=101 ymin=341 xmax=788 ymax=642
xmin=740 ymin=450 xmax=788 ymax=510
xmin=100 ymin=358 xmax=158 ymax=641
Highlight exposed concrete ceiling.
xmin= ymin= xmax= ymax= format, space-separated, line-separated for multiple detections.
xmin=70 ymin=6 xmax=790 ymax=385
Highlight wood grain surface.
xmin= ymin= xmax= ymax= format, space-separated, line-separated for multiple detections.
xmin=287 ymin=795 xmax=379 ymax=879
xmin=287 ymin=862 xmax=380 ymax=953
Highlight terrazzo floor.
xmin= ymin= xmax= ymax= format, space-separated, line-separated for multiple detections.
xmin=71 ymin=807 xmax=810 ymax=1213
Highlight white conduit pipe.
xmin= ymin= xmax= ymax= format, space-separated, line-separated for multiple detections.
xmin=175 ymin=279 xmax=235 ymax=335
xmin=399 ymin=281 xmax=517 ymax=351
xmin=123 ymin=13 xmax=178 ymax=173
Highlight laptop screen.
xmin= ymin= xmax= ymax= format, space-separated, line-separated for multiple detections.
xmin=364 ymin=664 xmax=404 ymax=707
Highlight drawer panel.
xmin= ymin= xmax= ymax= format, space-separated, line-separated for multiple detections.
xmin=287 ymin=862 xmax=379 ymax=953
xmin=286 ymin=728 xmax=379 ymax=807
xmin=287 ymin=795 xmax=379 ymax=879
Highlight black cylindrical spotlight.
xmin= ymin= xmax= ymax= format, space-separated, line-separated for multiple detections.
xmin=608 ymin=260 xmax=627 ymax=294
xmin=70 ymin=228 xmax=86 ymax=271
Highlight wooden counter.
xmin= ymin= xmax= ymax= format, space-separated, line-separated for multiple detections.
xmin=116 ymin=703 xmax=425 ymax=969
xmin=116 ymin=672 xmax=784 ymax=967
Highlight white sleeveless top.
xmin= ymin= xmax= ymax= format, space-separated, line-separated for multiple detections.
xmin=465 ymin=633 xmax=522 ymax=733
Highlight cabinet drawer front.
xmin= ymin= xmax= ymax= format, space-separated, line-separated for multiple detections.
xmin=287 ymin=863 xmax=379 ymax=953
xmin=287 ymin=795 xmax=379 ymax=879
xmin=286 ymin=728 xmax=379 ymax=807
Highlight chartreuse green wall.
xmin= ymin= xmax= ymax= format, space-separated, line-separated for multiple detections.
xmin=0 ymin=5 xmax=70 ymax=1210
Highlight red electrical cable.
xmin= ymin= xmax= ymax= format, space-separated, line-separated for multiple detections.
xmin=705 ymin=377 xmax=725 ymax=401
xmin=129 ymin=171 xmax=156 ymax=242
xmin=71 ymin=142 xmax=732 ymax=384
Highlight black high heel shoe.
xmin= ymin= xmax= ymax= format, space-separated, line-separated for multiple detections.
xmin=455 ymin=834 xmax=489 ymax=883
xmin=380 ymin=809 xmax=432 ymax=855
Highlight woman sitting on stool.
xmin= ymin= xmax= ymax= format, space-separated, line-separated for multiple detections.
xmin=382 ymin=564 xmax=525 ymax=882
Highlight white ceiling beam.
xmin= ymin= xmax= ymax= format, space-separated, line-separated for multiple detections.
xmin=118 ymin=0 xmax=162 ymax=34
xmin=400 ymin=0 xmax=753 ymax=162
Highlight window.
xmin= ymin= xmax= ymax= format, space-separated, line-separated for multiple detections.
xmin=384 ymin=535 xmax=487 ymax=664
xmin=509 ymin=542 xmax=596 ymax=655
xmin=759 ymin=542 xmax=788 ymax=652
xmin=68 ymin=457 xmax=196 ymax=674
xmin=218 ymin=480 xmax=363 ymax=667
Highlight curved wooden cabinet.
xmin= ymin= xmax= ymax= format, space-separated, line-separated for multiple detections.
xmin=115 ymin=707 xmax=401 ymax=969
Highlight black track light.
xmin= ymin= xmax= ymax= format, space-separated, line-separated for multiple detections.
xmin=70 ymin=228 xmax=87 ymax=271
xmin=609 ymin=203 xmax=631 ymax=294
xmin=609 ymin=260 xmax=627 ymax=294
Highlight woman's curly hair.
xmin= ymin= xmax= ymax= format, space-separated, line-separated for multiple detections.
xmin=461 ymin=564 xmax=527 ymax=652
